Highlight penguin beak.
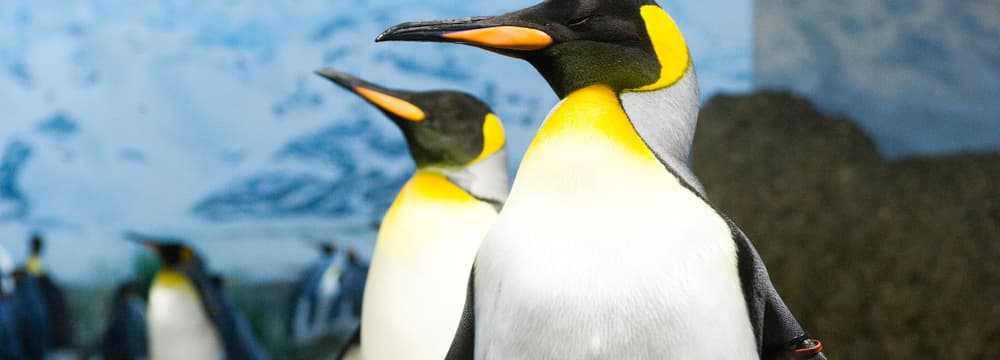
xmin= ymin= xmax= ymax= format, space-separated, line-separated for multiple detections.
xmin=376 ymin=11 xmax=554 ymax=52
xmin=125 ymin=232 xmax=160 ymax=252
xmin=315 ymin=68 xmax=427 ymax=122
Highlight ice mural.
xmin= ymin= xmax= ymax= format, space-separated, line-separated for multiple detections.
xmin=0 ymin=0 xmax=751 ymax=281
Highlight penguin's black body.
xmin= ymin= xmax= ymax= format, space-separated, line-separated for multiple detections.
xmin=81 ymin=281 xmax=148 ymax=360
xmin=20 ymin=235 xmax=74 ymax=352
xmin=0 ymin=275 xmax=25 ymax=360
xmin=379 ymin=0 xmax=825 ymax=359
xmin=133 ymin=234 xmax=269 ymax=360
xmin=334 ymin=250 xmax=368 ymax=320
xmin=12 ymin=270 xmax=51 ymax=360
xmin=287 ymin=242 xmax=351 ymax=347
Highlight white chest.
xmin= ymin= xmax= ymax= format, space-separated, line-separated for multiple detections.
xmin=474 ymin=126 xmax=758 ymax=359
xmin=361 ymin=177 xmax=499 ymax=360
xmin=148 ymin=285 xmax=223 ymax=360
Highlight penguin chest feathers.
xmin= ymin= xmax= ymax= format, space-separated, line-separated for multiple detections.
xmin=148 ymin=270 xmax=222 ymax=360
xmin=474 ymin=86 xmax=758 ymax=359
xmin=361 ymin=172 xmax=498 ymax=360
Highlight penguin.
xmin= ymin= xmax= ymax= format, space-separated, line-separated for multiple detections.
xmin=80 ymin=280 xmax=148 ymax=360
xmin=329 ymin=250 xmax=368 ymax=360
xmin=286 ymin=241 xmax=348 ymax=347
xmin=315 ymin=69 xmax=511 ymax=360
xmin=12 ymin=268 xmax=51 ymax=360
xmin=377 ymin=1 xmax=826 ymax=359
xmin=334 ymin=249 xmax=368 ymax=323
xmin=22 ymin=234 xmax=75 ymax=350
xmin=0 ymin=244 xmax=25 ymax=360
xmin=133 ymin=234 xmax=269 ymax=360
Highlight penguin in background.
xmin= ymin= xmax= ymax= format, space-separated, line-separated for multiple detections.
xmin=316 ymin=69 xmax=510 ymax=360
xmin=329 ymin=249 xmax=368 ymax=360
xmin=287 ymin=241 xmax=349 ymax=347
xmin=378 ymin=0 xmax=825 ymax=359
xmin=22 ymin=234 xmax=75 ymax=350
xmin=79 ymin=280 xmax=147 ymax=360
xmin=131 ymin=234 xmax=269 ymax=360
xmin=333 ymin=249 xmax=367 ymax=323
xmin=12 ymin=268 xmax=51 ymax=360
xmin=0 ymin=244 xmax=25 ymax=360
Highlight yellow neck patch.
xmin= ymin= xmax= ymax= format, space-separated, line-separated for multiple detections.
xmin=388 ymin=171 xmax=477 ymax=207
xmin=629 ymin=5 xmax=691 ymax=92
xmin=529 ymin=85 xmax=657 ymax=162
xmin=26 ymin=255 xmax=43 ymax=276
xmin=152 ymin=269 xmax=199 ymax=296
xmin=470 ymin=113 xmax=506 ymax=164
xmin=376 ymin=171 xmax=486 ymax=256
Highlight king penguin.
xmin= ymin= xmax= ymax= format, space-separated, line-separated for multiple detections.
xmin=0 ymin=244 xmax=24 ymax=360
xmin=378 ymin=1 xmax=825 ymax=359
xmin=80 ymin=280 xmax=148 ymax=360
xmin=287 ymin=241 xmax=349 ymax=347
xmin=133 ymin=234 xmax=269 ymax=360
xmin=22 ymin=234 xmax=74 ymax=351
xmin=316 ymin=69 xmax=511 ymax=360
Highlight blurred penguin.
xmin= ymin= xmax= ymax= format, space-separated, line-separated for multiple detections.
xmin=132 ymin=234 xmax=269 ymax=360
xmin=22 ymin=233 xmax=75 ymax=350
xmin=12 ymin=268 xmax=51 ymax=360
xmin=79 ymin=280 xmax=147 ymax=360
xmin=287 ymin=241 xmax=349 ymax=347
xmin=0 ymin=244 xmax=24 ymax=360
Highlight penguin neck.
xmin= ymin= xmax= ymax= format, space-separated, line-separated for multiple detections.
xmin=524 ymin=73 xmax=703 ymax=195
xmin=26 ymin=255 xmax=44 ymax=276
xmin=620 ymin=66 xmax=704 ymax=194
xmin=443 ymin=150 xmax=510 ymax=210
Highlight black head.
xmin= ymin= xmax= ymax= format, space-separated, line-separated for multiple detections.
xmin=30 ymin=234 xmax=43 ymax=255
xmin=320 ymin=243 xmax=337 ymax=257
xmin=152 ymin=242 xmax=200 ymax=267
xmin=377 ymin=0 xmax=691 ymax=98
xmin=316 ymin=69 xmax=506 ymax=170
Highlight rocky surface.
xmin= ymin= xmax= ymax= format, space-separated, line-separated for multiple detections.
xmin=694 ymin=91 xmax=1000 ymax=359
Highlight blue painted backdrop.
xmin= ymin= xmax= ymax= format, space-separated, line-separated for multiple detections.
xmin=1 ymin=0 xmax=752 ymax=282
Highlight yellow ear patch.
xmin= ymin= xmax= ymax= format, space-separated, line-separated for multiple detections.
xmin=629 ymin=5 xmax=691 ymax=92
xmin=355 ymin=87 xmax=426 ymax=122
xmin=470 ymin=113 xmax=506 ymax=164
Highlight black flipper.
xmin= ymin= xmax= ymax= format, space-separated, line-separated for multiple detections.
xmin=444 ymin=267 xmax=476 ymax=360
xmin=334 ymin=323 xmax=361 ymax=360
xmin=728 ymin=219 xmax=826 ymax=360
xmin=38 ymin=275 xmax=73 ymax=349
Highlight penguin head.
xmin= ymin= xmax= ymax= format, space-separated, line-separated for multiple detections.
xmin=134 ymin=238 xmax=202 ymax=270
xmin=26 ymin=233 xmax=45 ymax=275
xmin=320 ymin=243 xmax=337 ymax=257
xmin=377 ymin=0 xmax=690 ymax=98
xmin=29 ymin=234 xmax=43 ymax=255
xmin=316 ymin=69 xmax=506 ymax=171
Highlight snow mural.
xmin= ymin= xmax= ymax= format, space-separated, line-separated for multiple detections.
xmin=0 ymin=0 xmax=752 ymax=281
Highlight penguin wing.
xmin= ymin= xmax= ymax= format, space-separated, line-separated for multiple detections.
xmin=444 ymin=268 xmax=476 ymax=360
xmin=334 ymin=323 xmax=361 ymax=360
xmin=728 ymin=219 xmax=826 ymax=360
xmin=38 ymin=275 xmax=74 ymax=348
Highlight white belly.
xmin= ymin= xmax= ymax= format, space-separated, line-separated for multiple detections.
xmin=361 ymin=190 xmax=498 ymax=360
xmin=148 ymin=285 xmax=223 ymax=360
xmin=474 ymin=131 xmax=759 ymax=359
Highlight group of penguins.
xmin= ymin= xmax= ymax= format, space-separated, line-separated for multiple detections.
xmin=0 ymin=234 xmax=368 ymax=360
xmin=3 ymin=0 xmax=832 ymax=359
